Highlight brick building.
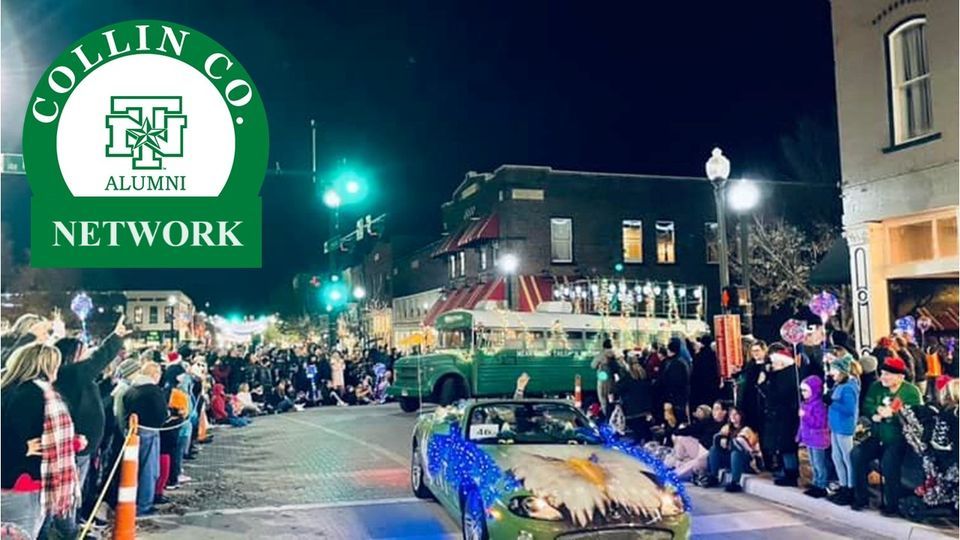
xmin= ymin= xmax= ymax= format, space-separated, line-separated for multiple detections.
xmin=422 ymin=165 xmax=723 ymax=324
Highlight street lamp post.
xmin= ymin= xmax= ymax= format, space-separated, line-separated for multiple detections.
xmin=498 ymin=254 xmax=519 ymax=310
xmin=728 ymin=179 xmax=761 ymax=335
xmin=705 ymin=148 xmax=732 ymax=309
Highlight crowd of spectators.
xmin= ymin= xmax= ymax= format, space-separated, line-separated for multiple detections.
xmin=0 ymin=312 xmax=401 ymax=539
xmin=593 ymin=327 xmax=958 ymax=521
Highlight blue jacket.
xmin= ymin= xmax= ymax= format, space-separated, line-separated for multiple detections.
xmin=828 ymin=379 xmax=860 ymax=436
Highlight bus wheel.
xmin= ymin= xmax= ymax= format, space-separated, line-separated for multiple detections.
xmin=436 ymin=377 xmax=464 ymax=405
xmin=399 ymin=397 xmax=420 ymax=413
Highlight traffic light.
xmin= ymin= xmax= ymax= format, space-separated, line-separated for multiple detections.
xmin=332 ymin=167 xmax=370 ymax=204
xmin=721 ymin=286 xmax=740 ymax=310
xmin=614 ymin=262 xmax=624 ymax=273
xmin=321 ymin=280 xmax=348 ymax=309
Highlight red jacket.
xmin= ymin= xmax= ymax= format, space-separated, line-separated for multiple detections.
xmin=210 ymin=384 xmax=228 ymax=421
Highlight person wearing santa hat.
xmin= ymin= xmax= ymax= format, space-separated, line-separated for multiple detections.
xmin=850 ymin=356 xmax=923 ymax=515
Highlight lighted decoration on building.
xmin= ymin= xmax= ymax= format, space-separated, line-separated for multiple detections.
xmin=70 ymin=292 xmax=94 ymax=342
xmin=211 ymin=315 xmax=276 ymax=343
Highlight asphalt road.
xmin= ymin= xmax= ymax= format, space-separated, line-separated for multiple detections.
xmin=139 ymin=404 xmax=891 ymax=540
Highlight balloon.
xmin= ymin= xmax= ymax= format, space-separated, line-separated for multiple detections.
xmin=70 ymin=292 xmax=94 ymax=321
xmin=780 ymin=319 xmax=807 ymax=346
xmin=894 ymin=316 xmax=916 ymax=337
xmin=917 ymin=316 xmax=933 ymax=333
xmin=808 ymin=291 xmax=839 ymax=323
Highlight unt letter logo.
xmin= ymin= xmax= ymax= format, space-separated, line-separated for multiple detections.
xmin=22 ymin=20 xmax=268 ymax=268
xmin=106 ymin=97 xmax=187 ymax=169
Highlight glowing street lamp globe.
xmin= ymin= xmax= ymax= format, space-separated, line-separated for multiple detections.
xmin=498 ymin=253 xmax=519 ymax=274
xmin=705 ymin=147 xmax=731 ymax=182
xmin=728 ymin=179 xmax=760 ymax=212
xmin=353 ymin=286 xmax=366 ymax=300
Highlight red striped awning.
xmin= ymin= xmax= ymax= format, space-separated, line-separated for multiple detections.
xmin=431 ymin=223 xmax=471 ymax=258
xmin=457 ymin=214 xmax=499 ymax=247
xmin=517 ymin=275 xmax=554 ymax=312
xmin=423 ymin=279 xmax=508 ymax=326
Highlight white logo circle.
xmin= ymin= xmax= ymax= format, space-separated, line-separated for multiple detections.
xmin=57 ymin=53 xmax=235 ymax=197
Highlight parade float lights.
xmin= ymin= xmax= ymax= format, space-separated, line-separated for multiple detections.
xmin=424 ymin=417 xmax=691 ymax=523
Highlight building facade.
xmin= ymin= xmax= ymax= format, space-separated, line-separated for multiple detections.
xmin=125 ymin=290 xmax=195 ymax=345
xmin=830 ymin=0 xmax=959 ymax=351
xmin=423 ymin=165 xmax=722 ymax=324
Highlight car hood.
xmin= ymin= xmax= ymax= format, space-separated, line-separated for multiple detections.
xmin=479 ymin=444 xmax=672 ymax=527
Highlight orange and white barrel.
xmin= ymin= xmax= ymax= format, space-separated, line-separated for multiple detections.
xmin=113 ymin=414 xmax=140 ymax=540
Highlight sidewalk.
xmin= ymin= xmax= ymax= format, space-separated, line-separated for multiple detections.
xmin=734 ymin=474 xmax=957 ymax=540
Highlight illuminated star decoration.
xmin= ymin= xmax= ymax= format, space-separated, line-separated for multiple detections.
xmin=126 ymin=117 xmax=166 ymax=153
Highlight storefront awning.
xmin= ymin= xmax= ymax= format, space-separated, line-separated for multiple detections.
xmin=423 ymin=278 xmax=506 ymax=326
xmin=457 ymin=214 xmax=499 ymax=247
xmin=431 ymin=222 xmax=470 ymax=258
xmin=810 ymin=237 xmax=850 ymax=285
xmin=517 ymin=275 xmax=554 ymax=312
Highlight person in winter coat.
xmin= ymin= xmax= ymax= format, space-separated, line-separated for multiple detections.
xmin=760 ymin=344 xmax=801 ymax=486
xmin=615 ymin=360 xmax=654 ymax=442
xmin=690 ymin=336 xmax=720 ymax=409
xmin=702 ymin=406 xmax=758 ymax=492
xmin=122 ymin=362 xmax=167 ymax=514
xmin=851 ymin=356 xmax=923 ymax=514
xmin=797 ymin=374 xmax=831 ymax=498
xmin=825 ymin=354 xmax=860 ymax=505
xmin=659 ymin=339 xmax=691 ymax=424
xmin=738 ymin=341 xmax=768 ymax=434
xmin=1 ymin=343 xmax=86 ymax=539
xmin=591 ymin=339 xmax=618 ymax=417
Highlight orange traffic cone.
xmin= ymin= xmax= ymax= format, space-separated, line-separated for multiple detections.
xmin=113 ymin=414 xmax=139 ymax=540
xmin=198 ymin=408 xmax=209 ymax=442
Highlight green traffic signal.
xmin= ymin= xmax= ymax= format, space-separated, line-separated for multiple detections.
xmin=614 ymin=262 xmax=624 ymax=273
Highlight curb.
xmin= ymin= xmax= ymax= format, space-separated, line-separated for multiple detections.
xmin=738 ymin=475 xmax=956 ymax=540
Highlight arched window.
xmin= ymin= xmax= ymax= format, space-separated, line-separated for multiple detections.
xmin=887 ymin=17 xmax=933 ymax=145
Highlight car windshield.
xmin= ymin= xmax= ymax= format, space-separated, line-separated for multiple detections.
xmin=466 ymin=402 xmax=602 ymax=445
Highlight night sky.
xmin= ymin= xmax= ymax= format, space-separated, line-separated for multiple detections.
xmin=0 ymin=0 xmax=838 ymax=314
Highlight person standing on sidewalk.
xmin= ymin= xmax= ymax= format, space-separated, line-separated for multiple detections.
xmin=851 ymin=356 xmax=923 ymax=515
xmin=51 ymin=317 xmax=128 ymax=532
xmin=122 ymin=362 xmax=167 ymax=515
xmin=824 ymin=354 xmax=860 ymax=506
xmin=797 ymin=374 xmax=831 ymax=498
xmin=761 ymin=344 xmax=801 ymax=486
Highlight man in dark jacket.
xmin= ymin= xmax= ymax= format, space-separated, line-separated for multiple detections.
xmin=123 ymin=362 xmax=167 ymax=514
xmin=659 ymin=340 xmax=690 ymax=424
xmin=760 ymin=345 xmax=801 ymax=486
xmin=51 ymin=317 xmax=128 ymax=533
xmin=690 ymin=336 xmax=720 ymax=409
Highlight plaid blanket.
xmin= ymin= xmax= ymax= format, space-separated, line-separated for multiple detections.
xmin=34 ymin=380 xmax=79 ymax=517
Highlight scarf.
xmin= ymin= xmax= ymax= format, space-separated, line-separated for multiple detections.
xmin=34 ymin=379 xmax=79 ymax=517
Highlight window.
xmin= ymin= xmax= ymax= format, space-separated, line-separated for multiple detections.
xmin=888 ymin=18 xmax=933 ymax=144
xmin=512 ymin=188 xmax=544 ymax=201
xmin=480 ymin=246 xmax=488 ymax=270
xmin=449 ymin=255 xmax=456 ymax=279
xmin=705 ymin=222 xmax=720 ymax=264
xmin=656 ymin=221 xmax=676 ymax=263
xmin=551 ymin=218 xmax=573 ymax=263
xmin=134 ymin=306 xmax=143 ymax=325
xmin=888 ymin=220 xmax=933 ymax=264
xmin=148 ymin=306 xmax=158 ymax=324
xmin=622 ymin=220 xmax=643 ymax=263
xmin=458 ymin=251 xmax=466 ymax=277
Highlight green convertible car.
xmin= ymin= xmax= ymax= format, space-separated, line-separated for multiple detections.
xmin=410 ymin=399 xmax=692 ymax=540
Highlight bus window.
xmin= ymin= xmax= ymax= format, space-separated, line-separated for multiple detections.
xmin=439 ymin=329 xmax=472 ymax=349
xmin=528 ymin=331 xmax=546 ymax=351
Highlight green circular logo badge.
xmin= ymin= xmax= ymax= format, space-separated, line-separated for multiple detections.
xmin=23 ymin=19 xmax=268 ymax=268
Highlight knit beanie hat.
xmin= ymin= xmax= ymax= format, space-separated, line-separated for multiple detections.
xmin=831 ymin=353 xmax=853 ymax=375
xmin=116 ymin=357 xmax=141 ymax=379
xmin=935 ymin=375 xmax=953 ymax=393
xmin=881 ymin=356 xmax=908 ymax=375
xmin=859 ymin=354 xmax=878 ymax=374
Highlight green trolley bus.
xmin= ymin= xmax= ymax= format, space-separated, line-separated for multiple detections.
xmin=389 ymin=308 xmax=708 ymax=412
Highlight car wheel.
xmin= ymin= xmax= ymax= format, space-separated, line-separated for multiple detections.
xmin=437 ymin=377 xmax=463 ymax=406
xmin=399 ymin=397 xmax=420 ymax=413
xmin=411 ymin=444 xmax=432 ymax=499
xmin=461 ymin=488 xmax=489 ymax=540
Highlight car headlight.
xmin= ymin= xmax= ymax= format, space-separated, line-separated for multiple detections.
xmin=508 ymin=496 xmax=564 ymax=521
